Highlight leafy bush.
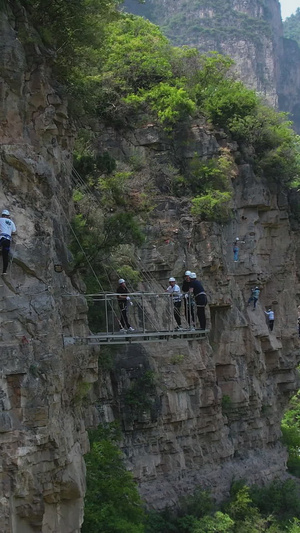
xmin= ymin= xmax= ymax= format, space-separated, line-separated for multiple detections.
xmin=191 ymin=511 xmax=234 ymax=532
xmin=249 ymin=479 xmax=300 ymax=523
xmin=282 ymin=392 xmax=300 ymax=476
xmin=82 ymin=423 xmax=145 ymax=533
xmin=191 ymin=190 xmax=232 ymax=221
xmin=284 ymin=8 xmax=300 ymax=46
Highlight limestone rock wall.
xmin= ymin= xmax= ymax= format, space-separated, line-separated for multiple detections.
xmin=91 ymin=120 xmax=300 ymax=507
xmin=0 ymin=7 xmax=97 ymax=532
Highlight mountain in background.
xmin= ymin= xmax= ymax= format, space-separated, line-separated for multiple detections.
xmin=123 ymin=0 xmax=300 ymax=132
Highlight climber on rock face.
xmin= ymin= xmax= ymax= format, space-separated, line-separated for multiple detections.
xmin=0 ymin=209 xmax=16 ymax=275
xmin=166 ymin=276 xmax=182 ymax=330
xmin=247 ymin=286 xmax=260 ymax=310
xmin=264 ymin=308 xmax=275 ymax=331
xmin=233 ymin=237 xmax=239 ymax=262
xmin=189 ymin=273 xmax=207 ymax=330
xmin=182 ymin=270 xmax=195 ymax=329
xmin=116 ymin=279 xmax=134 ymax=333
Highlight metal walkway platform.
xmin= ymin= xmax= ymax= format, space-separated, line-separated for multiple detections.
xmin=64 ymin=329 xmax=209 ymax=346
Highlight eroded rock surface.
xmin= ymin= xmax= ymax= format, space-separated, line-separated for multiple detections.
xmin=0 ymin=8 xmax=97 ymax=533
xmin=93 ymin=118 xmax=300 ymax=507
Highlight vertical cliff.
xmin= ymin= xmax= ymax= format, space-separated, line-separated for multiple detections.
xmin=91 ymin=120 xmax=300 ymax=507
xmin=2 ymin=0 xmax=300 ymax=528
xmin=123 ymin=0 xmax=300 ymax=131
xmin=0 ymin=6 xmax=97 ymax=532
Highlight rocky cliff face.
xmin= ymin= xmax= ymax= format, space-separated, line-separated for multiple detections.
xmin=123 ymin=0 xmax=300 ymax=131
xmin=1 ymin=1 xmax=300 ymax=529
xmin=0 ymin=7 xmax=97 ymax=532
xmin=91 ymin=119 xmax=300 ymax=507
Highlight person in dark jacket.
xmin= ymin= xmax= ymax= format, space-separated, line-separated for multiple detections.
xmin=116 ymin=279 xmax=134 ymax=332
xmin=189 ymin=274 xmax=207 ymax=330
xmin=182 ymin=270 xmax=195 ymax=329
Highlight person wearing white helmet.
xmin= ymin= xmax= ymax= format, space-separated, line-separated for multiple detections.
xmin=116 ymin=279 xmax=134 ymax=332
xmin=182 ymin=270 xmax=195 ymax=329
xmin=0 ymin=209 xmax=16 ymax=275
xmin=166 ymin=276 xmax=182 ymax=330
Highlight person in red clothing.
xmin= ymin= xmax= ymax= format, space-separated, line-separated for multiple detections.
xmin=116 ymin=279 xmax=134 ymax=332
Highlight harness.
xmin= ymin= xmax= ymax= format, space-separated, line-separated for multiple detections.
xmin=195 ymin=291 xmax=207 ymax=307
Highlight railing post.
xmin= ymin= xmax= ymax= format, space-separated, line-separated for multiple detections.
xmin=105 ymin=294 xmax=109 ymax=335
xmin=142 ymin=293 xmax=146 ymax=333
xmin=171 ymin=295 xmax=174 ymax=332
xmin=188 ymin=293 xmax=192 ymax=329
xmin=110 ymin=298 xmax=115 ymax=335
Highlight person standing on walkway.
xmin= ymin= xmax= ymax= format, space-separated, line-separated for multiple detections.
xmin=264 ymin=308 xmax=275 ymax=331
xmin=182 ymin=270 xmax=195 ymax=329
xmin=0 ymin=209 xmax=16 ymax=275
xmin=166 ymin=277 xmax=182 ymax=330
xmin=248 ymin=286 xmax=260 ymax=310
xmin=189 ymin=273 xmax=207 ymax=330
xmin=117 ymin=279 xmax=134 ymax=332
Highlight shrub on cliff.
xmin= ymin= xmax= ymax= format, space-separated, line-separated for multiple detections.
xmin=82 ymin=424 xmax=145 ymax=533
xmin=283 ymin=8 xmax=300 ymax=46
xmin=17 ymin=0 xmax=120 ymax=71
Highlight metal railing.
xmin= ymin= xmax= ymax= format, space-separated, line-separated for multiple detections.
xmin=87 ymin=291 xmax=194 ymax=334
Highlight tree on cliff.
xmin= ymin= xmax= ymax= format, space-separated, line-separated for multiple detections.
xmin=283 ymin=8 xmax=300 ymax=46
xmin=82 ymin=424 xmax=145 ymax=533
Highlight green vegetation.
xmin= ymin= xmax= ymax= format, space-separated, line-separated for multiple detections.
xmin=144 ymin=480 xmax=300 ymax=532
xmin=82 ymin=418 xmax=300 ymax=533
xmin=282 ymin=391 xmax=300 ymax=476
xmin=283 ymin=9 xmax=300 ymax=46
xmin=125 ymin=0 xmax=271 ymax=47
xmin=82 ymin=423 xmax=145 ymax=533
xmin=18 ymin=0 xmax=300 ymax=224
xmin=17 ymin=0 xmax=120 ymax=81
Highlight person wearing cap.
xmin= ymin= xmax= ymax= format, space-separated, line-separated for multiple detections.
xmin=116 ymin=279 xmax=134 ymax=332
xmin=264 ymin=308 xmax=274 ymax=331
xmin=189 ymin=273 xmax=207 ymax=330
xmin=182 ymin=270 xmax=195 ymax=329
xmin=166 ymin=277 xmax=182 ymax=330
xmin=0 ymin=209 xmax=16 ymax=275
xmin=247 ymin=286 xmax=260 ymax=310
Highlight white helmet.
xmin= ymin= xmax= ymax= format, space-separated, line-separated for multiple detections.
xmin=236 ymin=237 xmax=240 ymax=241
xmin=185 ymin=270 xmax=191 ymax=276
xmin=118 ymin=278 xmax=125 ymax=284
xmin=169 ymin=277 xmax=175 ymax=282
xmin=2 ymin=210 xmax=10 ymax=216
xmin=190 ymin=272 xmax=197 ymax=279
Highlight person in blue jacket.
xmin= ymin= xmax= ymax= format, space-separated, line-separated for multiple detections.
xmin=189 ymin=274 xmax=207 ymax=330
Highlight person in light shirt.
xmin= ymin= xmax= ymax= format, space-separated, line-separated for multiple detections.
xmin=264 ymin=308 xmax=275 ymax=331
xmin=166 ymin=277 xmax=182 ymax=330
xmin=0 ymin=209 xmax=16 ymax=275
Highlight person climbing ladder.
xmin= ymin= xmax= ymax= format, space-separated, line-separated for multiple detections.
xmin=0 ymin=209 xmax=16 ymax=275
